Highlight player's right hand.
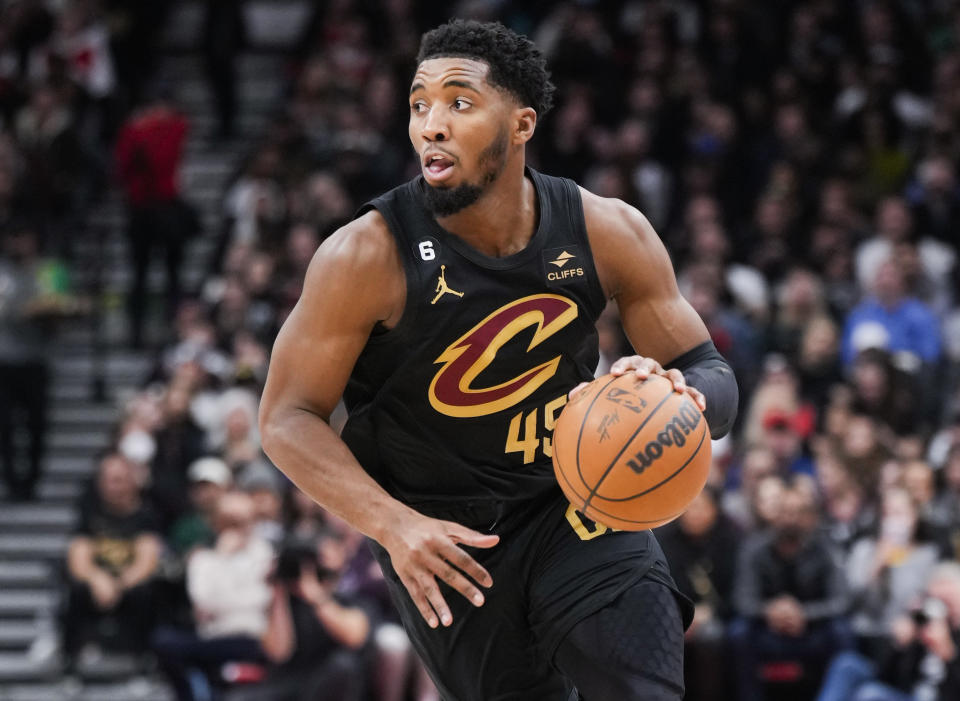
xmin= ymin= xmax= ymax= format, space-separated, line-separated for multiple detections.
xmin=381 ymin=512 xmax=499 ymax=629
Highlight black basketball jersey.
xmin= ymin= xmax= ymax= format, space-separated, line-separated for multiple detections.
xmin=341 ymin=168 xmax=607 ymax=520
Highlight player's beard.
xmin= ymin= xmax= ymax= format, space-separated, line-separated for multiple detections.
xmin=422 ymin=127 xmax=509 ymax=217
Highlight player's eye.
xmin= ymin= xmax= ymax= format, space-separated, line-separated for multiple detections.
xmin=452 ymin=99 xmax=471 ymax=111
xmin=411 ymin=101 xmax=427 ymax=114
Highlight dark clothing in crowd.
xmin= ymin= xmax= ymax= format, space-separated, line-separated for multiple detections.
xmin=658 ymin=516 xmax=741 ymax=701
xmin=227 ymin=593 xmax=370 ymax=701
xmin=63 ymin=498 xmax=160 ymax=656
xmin=0 ymin=257 xmax=49 ymax=500
xmin=202 ymin=0 xmax=245 ymax=141
xmin=149 ymin=417 xmax=208 ymax=531
xmin=734 ymin=532 xmax=849 ymax=619
xmin=732 ymin=531 xmax=852 ymax=701
xmin=0 ymin=359 xmax=48 ymax=500
xmin=152 ymin=627 xmax=265 ymax=701
xmin=658 ymin=516 xmax=740 ymax=619
xmin=880 ymin=632 xmax=960 ymax=701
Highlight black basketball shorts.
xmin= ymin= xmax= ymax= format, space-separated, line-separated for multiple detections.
xmin=370 ymin=491 xmax=692 ymax=701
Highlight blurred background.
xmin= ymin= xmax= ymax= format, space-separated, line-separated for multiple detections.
xmin=1 ymin=0 xmax=960 ymax=699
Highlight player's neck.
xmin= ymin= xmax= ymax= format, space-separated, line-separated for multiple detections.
xmin=434 ymin=165 xmax=537 ymax=258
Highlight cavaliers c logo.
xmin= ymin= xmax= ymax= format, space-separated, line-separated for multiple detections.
xmin=429 ymin=294 xmax=578 ymax=418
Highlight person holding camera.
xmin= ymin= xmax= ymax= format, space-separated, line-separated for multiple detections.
xmin=227 ymin=534 xmax=372 ymax=701
xmin=817 ymin=562 xmax=960 ymax=701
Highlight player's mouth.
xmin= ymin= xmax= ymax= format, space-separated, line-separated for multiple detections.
xmin=423 ymin=152 xmax=456 ymax=183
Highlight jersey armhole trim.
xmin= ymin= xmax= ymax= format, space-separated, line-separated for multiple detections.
xmin=563 ymin=178 xmax=609 ymax=320
xmin=355 ymin=201 xmax=420 ymax=347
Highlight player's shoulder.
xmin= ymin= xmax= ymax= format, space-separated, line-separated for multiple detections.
xmin=576 ymin=185 xmax=656 ymax=245
xmin=311 ymin=209 xmax=400 ymax=276
xmin=574 ymin=185 xmax=668 ymax=297
xmin=301 ymin=208 xmax=405 ymax=323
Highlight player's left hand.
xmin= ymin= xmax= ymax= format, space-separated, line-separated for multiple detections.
xmin=569 ymin=356 xmax=707 ymax=412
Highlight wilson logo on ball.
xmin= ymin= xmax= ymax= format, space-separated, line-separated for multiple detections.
xmin=626 ymin=401 xmax=702 ymax=476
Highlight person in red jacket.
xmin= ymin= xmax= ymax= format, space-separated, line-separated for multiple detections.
xmin=114 ymin=87 xmax=195 ymax=348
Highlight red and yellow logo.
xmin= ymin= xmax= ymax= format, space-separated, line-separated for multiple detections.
xmin=428 ymin=294 xmax=578 ymax=418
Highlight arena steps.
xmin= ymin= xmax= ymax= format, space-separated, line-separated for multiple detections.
xmin=0 ymin=535 xmax=71 ymax=561
xmin=0 ymin=679 xmax=174 ymax=701
xmin=0 ymin=505 xmax=77 ymax=531
xmin=0 ymin=4 xmax=290 ymax=693
xmin=0 ymin=591 xmax=60 ymax=617
xmin=0 ymin=480 xmax=82 ymax=504
xmin=0 ymin=561 xmax=54 ymax=588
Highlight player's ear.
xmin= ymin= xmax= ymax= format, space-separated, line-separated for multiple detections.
xmin=512 ymin=106 xmax=537 ymax=145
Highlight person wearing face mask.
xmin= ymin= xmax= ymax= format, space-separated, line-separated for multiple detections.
xmin=846 ymin=486 xmax=940 ymax=661
xmin=730 ymin=484 xmax=852 ymax=701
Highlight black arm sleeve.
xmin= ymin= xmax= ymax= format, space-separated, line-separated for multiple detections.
xmin=665 ymin=340 xmax=738 ymax=439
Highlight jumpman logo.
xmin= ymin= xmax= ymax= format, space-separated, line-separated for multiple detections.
xmin=431 ymin=265 xmax=464 ymax=304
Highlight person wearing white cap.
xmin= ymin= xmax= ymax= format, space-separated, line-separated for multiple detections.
xmin=168 ymin=457 xmax=233 ymax=556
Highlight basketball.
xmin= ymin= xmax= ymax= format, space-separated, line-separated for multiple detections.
xmin=552 ymin=373 xmax=712 ymax=530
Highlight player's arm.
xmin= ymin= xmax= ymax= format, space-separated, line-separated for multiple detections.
xmin=582 ymin=191 xmax=738 ymax=438
xmin=259 ymin=213 xmax=498 ymax=629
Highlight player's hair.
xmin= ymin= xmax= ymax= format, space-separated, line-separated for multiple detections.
xmin=416 ymin=19 xmax=555 ymax=117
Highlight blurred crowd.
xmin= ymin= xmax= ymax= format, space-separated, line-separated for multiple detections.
xmin=3 ymin=0 xmax=960 ymax=700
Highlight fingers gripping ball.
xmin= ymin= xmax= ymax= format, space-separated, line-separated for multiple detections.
xmin=553 ymin=374 xmax=712 ymax=530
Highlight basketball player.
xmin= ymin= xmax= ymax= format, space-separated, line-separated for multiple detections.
xmin=260 ymin=20 xmax=738 ymax=701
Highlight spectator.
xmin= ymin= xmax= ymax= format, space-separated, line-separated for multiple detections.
xmin=214 ymin=146 xmax=286 ymax=274
xmin=839 ymin=413 xmax=895 ymax=495
xmin=114 ymin=85 xmax=194 ymax=348
xmin=846 ymin=486 xmax=940 ymax=659
xmin=817 ymin=562 xmax=960 ymax=701
xmin=770 ymin=268 xmax=828 ymax=357
xmin=63 ymin=452 xmax=161 ymax=664
xmin=152 ymin=491 xmax=273 ymax=701
xmin=795 ymin=315 xmax=842 ymax=409
xmin=910 ymin=154 xmax=960 ymax=247
xmin=855 ymin=197 xmax=954 ymax=308
xmin=201 ymin=0 xmax=245 ymax=142
xmin=209 ymin=387 xmax=261 ymax=474
xmin=902 ymin=460 xmax=947 ymax=530
xmin=815 ymin=445 xmax=874 ymax=553
xmin=0 ymin=225 xmax=51 ymax=500
xmin=848 ymin=348 xmax=921 ymax=435
xmin=228 ymin=535 xmax=372 ymax=701
xmin=730 ymin=484 xmax=851 ymax=700
xmin=930 ymin=444 xmax=960 ymax=553
xmin=13 ymin=81 xmax=88 ymax=252
xmin=758 ymin=407 xmax=816 ymax=479
xmin=238 ymin=463 xmax=285 ymax=547
xmin=658 ymin=486 xmax=739 ymax=701
xmin=842 ymin=257 xmax=941 ymax=369
xmin=150 ymin=379 xmax=209 ymax=531
xmin=168 ymin=456 xmax=233 ymax=556
xmin=722 ymin=445 xmax=777 ymax=531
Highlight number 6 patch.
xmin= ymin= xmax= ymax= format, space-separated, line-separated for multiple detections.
xmin=416 ymin=237 xmax=440 ymax=262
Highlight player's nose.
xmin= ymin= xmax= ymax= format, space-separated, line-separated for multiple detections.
xmin=421 ymin=108 xmax=450 ymax=142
